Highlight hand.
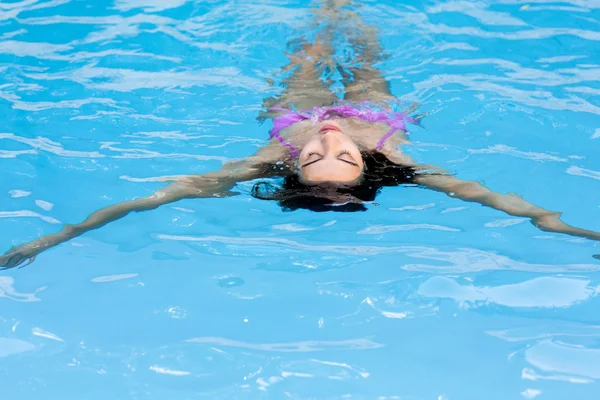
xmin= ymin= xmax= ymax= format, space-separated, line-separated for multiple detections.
xmin=0 ymin=242 xmax=39 ymax=270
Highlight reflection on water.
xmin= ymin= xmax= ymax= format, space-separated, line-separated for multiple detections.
xmin=526 ymin=339 xmax=600 ymax=381
xmin=1 ymin=0 xmax=600 ymax=399
xmin=418 ymin=276 xmax=596 ymax=308
xmin=0 ymin=337 xmax=36 ymax=357
xmin=0 ymin=276 xmax=44 ymax=302
xmin=185 ymin=336 xmax=384 ymax=352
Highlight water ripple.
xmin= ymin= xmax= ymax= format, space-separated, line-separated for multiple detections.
xmin=0 ymin=210 xmax=60 ymax=224
xmin=0 ymin=276 xmax=44 ymax=302
xmin=185 ymin=337 xmax=384 ymax=352
xmin=157 ymin=234 xmax=600 ymax=272
xmin=418 ymin=276 xmax=596 ymax=308
xmin=24 ymin=65 xmax=266 ymax=92
xmin=1 ymin=1 xmax=599 ymax=398
xmin=113 ymin=0 xmax=189 ymax=13
xmin=525 ymin=339 xmax=600 ymax=381
xmin=0 ymin=132 xmax=228 ymax=161
xmin=357 ymin=224 xmax=460 ymax=234
xmin=426 ymin=1 xmax=528 ymax=26
xmin=0 ymin=338 xmax=36 ymax=357
xmin=566 ymin=165 xmax=600 ymax=180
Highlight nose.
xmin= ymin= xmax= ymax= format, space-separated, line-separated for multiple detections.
xmin=319 ymin=132 xmax=340 ymax=153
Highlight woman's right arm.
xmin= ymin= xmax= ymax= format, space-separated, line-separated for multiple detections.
xmin=0 ymin=144 xmax=288 ymax=269
xmin=0 ymin=182 xmax=199 ymax=269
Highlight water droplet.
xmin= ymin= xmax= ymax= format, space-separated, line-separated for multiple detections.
xmin=218 ymin=277 xmax=244 ymax=288
xmin=167 ymin=306 xmax=187 ymax=319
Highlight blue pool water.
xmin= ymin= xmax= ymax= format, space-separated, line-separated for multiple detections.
xmin=1 ymin=0 xmax=600 ymax=398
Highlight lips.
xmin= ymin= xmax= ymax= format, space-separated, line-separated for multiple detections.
xmin=319 ymin=124 xmax=341 ymax=133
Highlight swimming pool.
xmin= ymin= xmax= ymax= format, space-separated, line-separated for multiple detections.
xmin=1 ymin=0 xmax=600 ymax=398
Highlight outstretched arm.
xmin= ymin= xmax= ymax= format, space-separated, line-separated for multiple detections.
xmin=382 ymin=148 xmax=600 ymax=242
xmin=414 ymin=173 xmax=600 ymax=242
xmin=0 ymin=144 xmax=288 ymax=269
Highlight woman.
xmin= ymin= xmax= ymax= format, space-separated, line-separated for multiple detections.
xmin=2 ymin=1 xmax=599 ymax=269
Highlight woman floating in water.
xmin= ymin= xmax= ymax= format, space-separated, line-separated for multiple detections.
xmin=1 ymin=1 xmax=599 ymax=269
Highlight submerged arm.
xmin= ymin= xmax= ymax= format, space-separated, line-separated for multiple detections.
xmin=0 ymin=144 xmax=288 ymax=269
xmin=0 ymin=183 xmax=196 ymax=269
xmin=414 ymin=173 xmax=600 ymax=242
xmin=382 ymin=147 xmax=600 ymax=242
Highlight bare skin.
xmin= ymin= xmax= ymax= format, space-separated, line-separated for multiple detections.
xmin=1 ymin=0 xmax=599 ymax=269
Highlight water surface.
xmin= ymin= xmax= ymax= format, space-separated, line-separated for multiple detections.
xmin=1 ymin=0 xmax=600 ymax=399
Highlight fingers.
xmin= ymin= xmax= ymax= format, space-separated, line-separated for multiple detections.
xmin=0 ymin=245 xmax=37 ymax=270
xmin=19 ymin=256 xmax=36 ymax=269
xmin=1 ymin=254 xmax=21 ymax=269
xmin=0 ymin=254 xmax=24 ymax=270
xmin=0 ymin=254 xmax=34 ymax=270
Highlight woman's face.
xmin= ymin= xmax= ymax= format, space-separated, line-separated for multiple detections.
xmin=298 ymin=120 xmax=364 ymax=183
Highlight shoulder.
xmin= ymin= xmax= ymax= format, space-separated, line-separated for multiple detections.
xmin=374 ymin=134 xmax=416 ymax=167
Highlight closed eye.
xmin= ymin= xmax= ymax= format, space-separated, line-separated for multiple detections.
xmin=337 ymin=150 xmax=360 ymax=167
xmin=302 ymin=152 xmax=323 ymax=168
xmin=301 ymin=151 xmax=360 ymax=168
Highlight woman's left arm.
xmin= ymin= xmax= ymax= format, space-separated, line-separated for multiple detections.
xmin=382 ymin=147 xmax=600 ymax=241
xmin=414 ymin=173 xmax=600 ymax=242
